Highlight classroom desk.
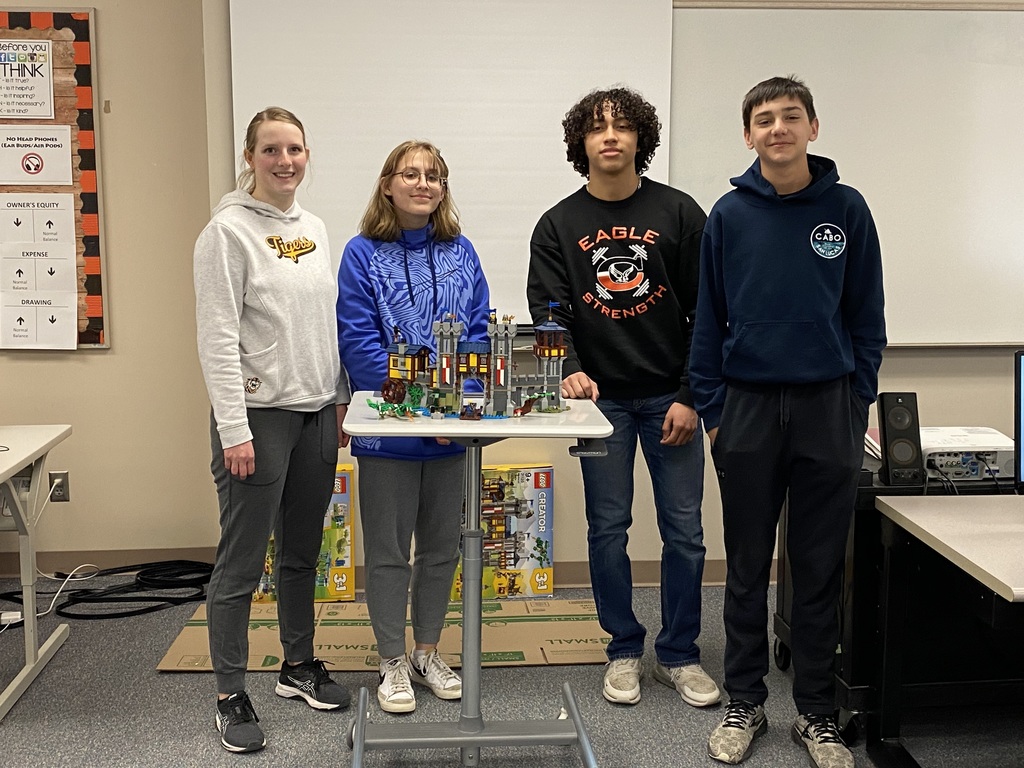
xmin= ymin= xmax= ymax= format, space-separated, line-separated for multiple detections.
xmin=771 ymin=460 xmax=1016 ymax=721
xmin=342 ymin=393 xmax=611 ymax=768
xmin=0 ymin=424 xmax=72 ymax=721
xmin=867 ymin=495 xmax=1024 ymax=768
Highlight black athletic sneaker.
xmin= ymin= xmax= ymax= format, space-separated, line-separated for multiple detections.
xmin=215 ymin=691 xmax=266 ymax=753
xmin=275 ymin=657 xmax=351 ymax=710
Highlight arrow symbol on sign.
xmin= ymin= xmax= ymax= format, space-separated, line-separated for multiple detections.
xmin=17 ymin=317 xmax=25 ymax=325
xmin=46 ymin=220 xmax=54 ymax=228
xmin=49 ymin=315 xmax=57 ymax=324
xmin=16 ymin=268 xmax=23 ymax=277
xmin=13 ymin=217 xmax=21 ymax=226
xmin=47 ymin=267 xmax=55 ymax=276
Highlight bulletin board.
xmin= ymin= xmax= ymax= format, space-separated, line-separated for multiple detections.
xmin=0 ymin=8 xmax=106 ymax=349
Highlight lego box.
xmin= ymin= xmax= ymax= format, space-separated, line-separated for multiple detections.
xmin=451 ymin=464 xmax=554 ymax=600
xmin=254 ymin=463 xmax=356 ymax=603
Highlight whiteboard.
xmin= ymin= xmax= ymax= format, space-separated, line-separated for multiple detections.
xmin=229 ymin=0 xmax=672 ymax=327
xmin=670 ymin=8 xmax=1024 ymax=346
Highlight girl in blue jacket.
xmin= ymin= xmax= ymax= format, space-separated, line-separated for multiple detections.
xmin=337 ymin=140 xmax=490 ymax=713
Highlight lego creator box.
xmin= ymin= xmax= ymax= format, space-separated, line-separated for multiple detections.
xmin=254 ymin=464 xmax=356 ymax=603
xmin=451 ymin=464 xmax=554 ymax=600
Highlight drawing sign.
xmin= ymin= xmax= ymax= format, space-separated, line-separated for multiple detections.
xmin=0 ymin=193 xmax=76 ymax=348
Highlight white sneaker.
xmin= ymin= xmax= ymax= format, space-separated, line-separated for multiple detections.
xmin=409 ymin=650 xmax=462 ymax=700
xmin=377 ymin=656 xmax=416 ymax=713
xmin=653 ymin=662 xmax=722 ymax=707
xmin=602 ymin=657 xmax=642 ymax=704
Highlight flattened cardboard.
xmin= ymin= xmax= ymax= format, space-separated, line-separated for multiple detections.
xmin=158 ymin=599 xmax=609 ymax=672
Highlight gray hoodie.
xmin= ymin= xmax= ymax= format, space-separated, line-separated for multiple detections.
xmin=194 ymin=189 xmax=349 ymax=449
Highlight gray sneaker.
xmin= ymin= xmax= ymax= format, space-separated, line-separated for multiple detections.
xmin=653 ymin=662 xmax=722 ymax=707
xmin=792 ymin=714 xmax=854 ymax=768
xmin=602 ymin=656 xmax=642 ymax=704
xmin=708 ymin=699 xmax=767 ymax=764
xmin=215 ymin=691 xmax=266 ymax=753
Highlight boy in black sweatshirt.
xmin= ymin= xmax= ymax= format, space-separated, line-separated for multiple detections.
xmin=528 ymin=86 xmax=719 ymax=710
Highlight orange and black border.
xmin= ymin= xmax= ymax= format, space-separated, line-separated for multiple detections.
xmin=0 ymin=10 xmax=105 ymax=346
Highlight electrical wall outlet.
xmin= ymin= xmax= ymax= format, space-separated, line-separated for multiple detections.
xmin=49 ymin=471 xmax=70 ymax=502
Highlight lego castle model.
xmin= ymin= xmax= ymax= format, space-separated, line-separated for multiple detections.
xmin=379 ymin=305 xmax=569 ymax=418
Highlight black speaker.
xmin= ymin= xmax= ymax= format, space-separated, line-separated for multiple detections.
xmin=878 ymin=392 xmax=925 ymax=485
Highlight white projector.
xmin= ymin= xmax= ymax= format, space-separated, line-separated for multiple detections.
xmin=919 ymin=426 xmax=1015 ymax=481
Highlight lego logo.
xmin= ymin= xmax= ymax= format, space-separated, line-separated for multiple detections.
xmin=534 ymin=471 xmax=550 ymax=489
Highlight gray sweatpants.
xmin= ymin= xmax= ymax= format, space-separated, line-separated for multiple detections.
xmin=206 ymin=405 xmax=337 ymax=695
xmin=357 ymin=454 xmax=464 ymax=659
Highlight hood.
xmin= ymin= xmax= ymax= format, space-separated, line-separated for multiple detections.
xmin=211 ymin=188 xmax=304 ymax=221
xmin=730 ymin=154 xmax=839 ymax=204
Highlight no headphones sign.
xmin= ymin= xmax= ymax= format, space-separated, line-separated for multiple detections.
xmin=0 ymin=125 xmax=70 ymax=184
xmin=21 ymin=152 xmax=42 ymax=174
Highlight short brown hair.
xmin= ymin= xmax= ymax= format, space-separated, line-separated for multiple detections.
xmin=742 ymin=76 xmax=816 ymax=131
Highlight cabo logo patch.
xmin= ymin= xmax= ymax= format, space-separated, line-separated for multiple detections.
xmin=810 ymin=223 xmax=846 ymax=259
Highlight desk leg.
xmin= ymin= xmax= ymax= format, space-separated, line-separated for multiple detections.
xmin=459 ymin=445 xmax=484 ymax=766
xmin=0 ymin=455 xmax=70 ymax=722
xmin=347 ymin=439 xmax=598 ymax=766
xmin=867 ymin=516 xmax=921 ymax=768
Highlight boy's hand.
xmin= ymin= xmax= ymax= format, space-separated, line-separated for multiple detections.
xmin=560 ymin=372 xmax=599 ymax=401
xmin=707 ymin=427 xmax=719 ymax=446
xmin=662 ymin=403 xmax=698 ymax=445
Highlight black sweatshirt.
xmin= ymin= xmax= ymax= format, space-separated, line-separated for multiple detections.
xmin=527 ymin=179 xmax=705 ymax=405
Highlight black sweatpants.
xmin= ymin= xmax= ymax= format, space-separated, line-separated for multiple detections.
xmin=712 ymin=377 xmax=866 ymax=714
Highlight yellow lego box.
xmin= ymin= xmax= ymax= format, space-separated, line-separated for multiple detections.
xmin=451 ymin=464 xmax=554 ymax=600
xmin=254 ymin=464 xmax=355 ymax=603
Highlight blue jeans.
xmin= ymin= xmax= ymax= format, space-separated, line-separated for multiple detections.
xmin=580 ymin=393 xmax=706 ymax=666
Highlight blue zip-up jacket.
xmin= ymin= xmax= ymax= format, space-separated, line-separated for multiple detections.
xmin=337 ymin=224 xmax=491 ymax=460
xmin=690 ymin=155 xmax=886 ymax=431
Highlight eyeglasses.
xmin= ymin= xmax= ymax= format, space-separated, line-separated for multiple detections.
xmin=392 ymin=169 xmax=447 ymax=188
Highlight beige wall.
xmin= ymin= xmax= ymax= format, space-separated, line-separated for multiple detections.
xmin=2 ymin=1 xmax=1020 ymax=584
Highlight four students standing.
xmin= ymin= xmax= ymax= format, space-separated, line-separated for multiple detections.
xmin=195 ymin=74 xmax=883 ymax=768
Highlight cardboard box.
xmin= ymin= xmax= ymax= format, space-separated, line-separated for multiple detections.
xmin=253 ymin=463 xmax=355 ymax=603
xmin=451 ymin=464 xmax=554 ymax=600
xmin=157 ymin=599 xmax=609 ymax=672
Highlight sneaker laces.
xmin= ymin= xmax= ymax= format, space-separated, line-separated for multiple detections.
xmin=420 ymin=652 xmax=459 ymax=686
xmin=721 ymin=700 xmax=758 ymax=729
xmin=302 ymin=658 xmax=332 ymax=686
xmin=801 ymin=714 xmax=844 ymax=745
xmin=221 ymin=693 xmax=259 ymax=726
xmin=382 ymin=658 xmax=412 ymax=694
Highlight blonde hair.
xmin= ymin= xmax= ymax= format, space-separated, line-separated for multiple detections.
xmin=359 ymin=140 xmax=461 ymax=242
xmin=236 ymin=107 xmax=307 ymax=193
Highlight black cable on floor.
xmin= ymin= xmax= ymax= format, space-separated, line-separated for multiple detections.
xmin=0 ymin=560 xmax=212 ymax=621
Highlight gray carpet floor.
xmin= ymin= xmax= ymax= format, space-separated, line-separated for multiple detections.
xmin=1 ymin=577 xmax=1021 ymax=766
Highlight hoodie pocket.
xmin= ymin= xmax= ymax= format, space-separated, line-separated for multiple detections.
xmin=728 ymin=321 xmax=844 ymax=378
xmin=240 ymin=342 xmax=279 ymax=405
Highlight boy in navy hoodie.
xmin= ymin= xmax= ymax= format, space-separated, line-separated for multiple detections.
xmin=690 ymin=76 xmax=886 ymax=767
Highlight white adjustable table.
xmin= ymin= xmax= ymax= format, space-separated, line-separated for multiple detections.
xmin=0 ymin=424 xmax=72 ymax=721
xmin=343 ymin=393 xmax=611 ymax=767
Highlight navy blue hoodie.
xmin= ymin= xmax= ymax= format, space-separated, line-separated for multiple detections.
xmin=689 ymin=155 xmax=886 ymax=431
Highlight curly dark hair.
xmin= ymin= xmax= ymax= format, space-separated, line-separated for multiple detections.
xmin=562 ymin=87 xmax=661 ymax=178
